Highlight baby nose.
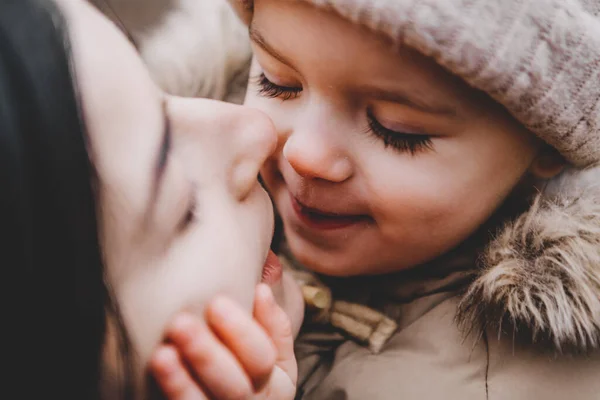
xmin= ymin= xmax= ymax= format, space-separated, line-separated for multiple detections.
xmin=283 ymin=129 xmax=353 ymax=183
xmin=229 ymin=110 xmax=277 ymax=200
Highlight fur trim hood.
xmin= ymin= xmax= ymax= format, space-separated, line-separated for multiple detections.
xmin=458 ymin=166 xmax=600 ymax=354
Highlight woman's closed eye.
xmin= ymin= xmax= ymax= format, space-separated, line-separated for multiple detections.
xmin=178 ymin=186 xmax=198 ymax=232
xmin=155 ymin=102 xmax=199 ymax=234
xmin=254 ymin=73 xmax=302 ymax=100
xmin=365 ymin=110 xmax=433 ymax=155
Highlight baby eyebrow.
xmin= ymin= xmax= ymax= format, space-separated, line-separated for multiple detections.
xmin=249 ymin=25 xmax=297 ymax=71
xmin=363 ymin=87 xmax=459 ymax=117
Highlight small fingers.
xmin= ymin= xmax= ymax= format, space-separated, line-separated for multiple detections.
xmin=149 ymin=344 xmax=208 ymax=400
xmin=205 ymin=296 xmax=277 ymax=392
xmin=166 ymin=313 xmax=255 ymax=400
xmin=253 ymin=284 xmax=297 ymax=384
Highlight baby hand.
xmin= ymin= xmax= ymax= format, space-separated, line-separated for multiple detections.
xmin=150 ymin=284 xmax=297 ymax=400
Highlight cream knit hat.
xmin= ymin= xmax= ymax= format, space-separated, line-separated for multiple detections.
xmin=229 ymin=0 xmax=600 ymax=168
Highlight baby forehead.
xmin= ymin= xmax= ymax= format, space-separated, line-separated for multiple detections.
xmin=249 ymin=1 xmax=394 ymax=62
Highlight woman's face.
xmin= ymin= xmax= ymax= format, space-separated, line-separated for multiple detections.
xmin=58 ymin=0 xmax=279 ymax=369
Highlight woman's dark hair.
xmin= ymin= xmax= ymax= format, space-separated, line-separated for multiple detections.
xmin=0 ymin=0 xmax=130 ymax=398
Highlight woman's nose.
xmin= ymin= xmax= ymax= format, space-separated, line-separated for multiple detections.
xmin=228 ymin=109 xmax=277 ymax=200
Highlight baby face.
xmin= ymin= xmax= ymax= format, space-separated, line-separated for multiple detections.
xmin=246 ymin=0 xmax=541 ymax=276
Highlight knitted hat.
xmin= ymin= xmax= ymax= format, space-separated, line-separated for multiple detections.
xmin=230 ymin=0 xmax=600 ymax=353
xmin=230 ymin=0 xmax=600 ymax=168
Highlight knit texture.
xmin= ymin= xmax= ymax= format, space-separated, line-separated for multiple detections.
xmin=230 ymin=0 xmax=600 ymax=167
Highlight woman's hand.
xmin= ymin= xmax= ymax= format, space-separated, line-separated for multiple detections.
xmin=150 ymin=284 xmax=297 ymax=400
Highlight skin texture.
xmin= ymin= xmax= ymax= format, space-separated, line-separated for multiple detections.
xmin=55 ymin=0 xmax=302 ymax=397
xmin=245 ymin=0 xmax=551 ymax=277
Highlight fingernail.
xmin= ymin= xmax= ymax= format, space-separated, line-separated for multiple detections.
xmin=209 ymin=296 xmax=237 ymax=319
xmin=170 ymin=313 xmax=196 ymax=334
xmin=257 ymin=283 xmax=275 ymax=305
xmin=152 ymin=346 xmax=178 ymax=375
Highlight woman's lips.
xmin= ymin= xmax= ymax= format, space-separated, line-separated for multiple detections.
xmin=290 ymin=194 xmax=370 ymax=230
xmin=261 ymin=250 xmax=283 ymax=285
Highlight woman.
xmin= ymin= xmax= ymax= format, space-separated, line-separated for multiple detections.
xmin=1 ymin=0 xmax=301 ymax=398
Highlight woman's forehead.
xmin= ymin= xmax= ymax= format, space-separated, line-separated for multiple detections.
xmin=57 ymin=0 xmax=164 ymax=228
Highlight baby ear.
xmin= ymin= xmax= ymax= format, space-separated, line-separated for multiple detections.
xmin=530 ymin=145 xmax=567 ymax=179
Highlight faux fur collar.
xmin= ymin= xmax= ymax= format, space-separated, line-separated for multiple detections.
xmin=458 ymin=167 xmax=600 ymax=354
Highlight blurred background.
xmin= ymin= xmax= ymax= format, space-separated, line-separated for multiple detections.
xmin=90 ymin=0 xmax=252 ymax=103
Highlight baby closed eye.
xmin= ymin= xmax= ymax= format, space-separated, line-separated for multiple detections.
xmin=254 ymin=73 xmax=302 ymax=101
xmin=254 ymin=72 xmax=434 ymax=155
xmin=365 ymin=110 xmax=433 ymax=155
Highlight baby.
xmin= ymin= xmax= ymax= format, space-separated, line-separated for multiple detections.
xmin=157 ymin=0 xmax=600 ymax=399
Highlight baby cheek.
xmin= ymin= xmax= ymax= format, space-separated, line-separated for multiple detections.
xmin=376 ymin=178 xmax=472 ymax=242
xmin=373 ymin=170 xmax=447 ymax=213
xmin=426 ymin=186 xmax=501 ymax=245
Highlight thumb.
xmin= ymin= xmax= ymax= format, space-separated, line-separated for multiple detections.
xmin=253 ymin=283 xmax=297 ymax=384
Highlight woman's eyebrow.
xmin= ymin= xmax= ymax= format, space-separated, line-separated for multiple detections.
xmin=146 ymin=98 xmax=171 ymax=217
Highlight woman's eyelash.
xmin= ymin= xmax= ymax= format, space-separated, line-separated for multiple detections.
xmin=366 ymin=111 xmax=433 ymax=155
xmin=178 ymin=186 xmax=197 ymax=232
xmin=254 ymin=73 xmax=302 ymax=100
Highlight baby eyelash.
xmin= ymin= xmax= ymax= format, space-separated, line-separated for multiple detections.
xmin=252 ymin=72 xmax=431 ymax=155
xmin=254 ymin=73 xmax=302 ymax=100
xmin=365 ymin=111 xmax=433 ymax=155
